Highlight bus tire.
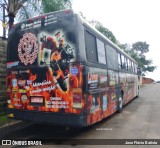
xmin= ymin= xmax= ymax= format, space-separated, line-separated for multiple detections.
xmin=136 ymin=86 xmax=139 ymax=98
xmin=118 ymin=94 xmax=123 ymax=113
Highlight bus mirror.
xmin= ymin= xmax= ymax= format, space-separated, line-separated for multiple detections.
xmin=137 ymin=67 xmax=142 ymax=76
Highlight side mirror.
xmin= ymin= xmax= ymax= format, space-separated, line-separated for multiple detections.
xmin=137 ymin=67 xmax=142 ymax=76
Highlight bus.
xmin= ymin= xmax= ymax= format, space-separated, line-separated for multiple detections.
xmin=6 ymin=9 xmax=139 ymax=127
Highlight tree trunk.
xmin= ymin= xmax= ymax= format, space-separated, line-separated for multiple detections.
xmin=8 ymin=13 xmax=15 ymax=31
xmin=2 ymin=4 xmax=6 ymax=38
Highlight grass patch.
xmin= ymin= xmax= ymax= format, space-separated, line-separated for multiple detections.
xmin=0 ymin=112 xmax=15 ymax=127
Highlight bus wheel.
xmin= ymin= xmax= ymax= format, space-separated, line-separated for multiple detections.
xmin=136 ymin=86 xmax=139 ymax=98
xmin=118 ymin=94 xmax=123 ymax=113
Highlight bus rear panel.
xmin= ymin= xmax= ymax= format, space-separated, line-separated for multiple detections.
xmin=7 ymin=10 xmax=87 ymax=127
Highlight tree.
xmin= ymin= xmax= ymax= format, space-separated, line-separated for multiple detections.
xmin=0 ymin=0 xmax=28 ymax=30
xmin=16 ymin=0 xmax=42 ymax=21
xmin=125 ymin=42 xmax=156 ymax=75
xmin=42 ymin=0 xmax=70 ymax=13
xmin=0 ymin=3 xmax=7 ymax=37
xmin=1 ymin=0 xmax=71 ymax=31
xmin=16 ymin=0 xmax=71 ymax=21
xmin=92 ymin=20 xmax=117 ymax=44
xmin=119 ymin=41 xmax=156 ymax=75
xmin=132 ymin=41 xmax=149 ymax=55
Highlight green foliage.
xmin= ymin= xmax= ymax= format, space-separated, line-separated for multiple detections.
xmin=16 ymin=0 xmax=42 ymax=21
xmin=119 ymin=41 xmax=156 ymax=75
xmin=132 ymin=41 xmax=149 ymax=55
xmin=123 ymin=41 xmax=156 ymax=75
xmin=0 ymin=112 xmax=13 ymax=126
xmin=16 ymin=0 xmax=69 ymax=21
xmin=118 ymin=43 xmax=126 ymax=50
xmin=93 ymin=20 xmax=117 ymax=44
xmin=42 ymin=0 xmax=67 ymax=13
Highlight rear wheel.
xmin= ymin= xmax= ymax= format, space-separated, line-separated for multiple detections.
xmin=136 ymin=86 xmax=139 ymax=98
xmin=118 ymin=94 xmax=123 ymax=113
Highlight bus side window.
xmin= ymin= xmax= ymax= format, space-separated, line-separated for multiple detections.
xmin=128 ymin=59 xmax=131 ymax=71
xmin=118 ymin=53 xmax=122 ymax=69
xmin=106 ymin=44 xmax=118 ymax=70
xmin=96 ymin=38 xmax=106 ymax=64
xmin=121 ymin=55 xmax=126 ymax=69
xmin=125 ymin=57 xmax=128 ymax=70
xmin=130 ymin=60 xmax=132 ymax=72
xmin=131 ymin=62 xmax=134 ymax=72
xmin=85 ymin=31 xmax=98 ymax=62
xmin=135 ymin=65 xmax=138 ymax=74
xmin=133 ymin=63 xmax=135 ymax=73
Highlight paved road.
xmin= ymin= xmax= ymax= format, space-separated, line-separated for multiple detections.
xmin=0 ymin=84 xmax=160 ymax=147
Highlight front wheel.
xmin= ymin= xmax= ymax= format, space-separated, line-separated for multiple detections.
xmin=118 ymin=94 xmax=123 ymax=113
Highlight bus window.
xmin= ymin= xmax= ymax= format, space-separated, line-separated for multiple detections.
xmin=118 ymin=53 xmax=122 ymax=69
xmin=131 ymin=62 xmax=134 ymax=72
xmin=130 ymin=60 xmax=132 ymax=72
xmin=96 ymin=39 xmax=106 ymax=64
xmin=106 ymin=44 xmax=118 ymax=70
xmin=121 ymin=55 xmax=126 ymax=69
xmin=125 ymin=57 xmax=128 ymax=70
xmin=128 ymin=59 xmax=131 ymax=71
xmin=135 ymin=64 xmax=138 ymax=74
xmin=85 ymin=31 xmax=98 ymax=62
xmin=132 ymin=62 xmax=135 ymax=73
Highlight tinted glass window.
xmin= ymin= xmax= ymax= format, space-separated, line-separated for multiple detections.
xmin=128 ymin=59 xmax=131 ymax=71
xmin=132 ymin=63 xmax=135 ymax=72
xmin=118 ymin=53 xmax=122 ymax=69
xmin=106 ymin=44 xmax=118 ymax=70
xmin=131 ymin=61 xmax=134 ymax=72
xmin=125 ymin=57 xmax=128 ymax=70
xmin=135 ymin=64 xmax=138 ymax=73
xmin=85 ymin=31 xmax=98 ymax=62
xmin=121 ymin=55 xmax=126 ymax=69
xmin=96 ymin=39 xmax=106 ymax=64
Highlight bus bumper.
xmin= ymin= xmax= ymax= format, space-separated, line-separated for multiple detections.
xmin=7 ymin=109 xmax=87 ymax=127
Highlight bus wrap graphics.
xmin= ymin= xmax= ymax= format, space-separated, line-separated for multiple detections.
xmin=18 ymin=33 xmax=38 ymax=65
xmin=7 ymin=10 xmax=139 ymax=127
xmin=7 ymin=29 xmax=85 ymax=114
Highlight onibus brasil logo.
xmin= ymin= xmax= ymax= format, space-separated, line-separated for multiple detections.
xmin=18 ymin=33 xmax=38 ymax=65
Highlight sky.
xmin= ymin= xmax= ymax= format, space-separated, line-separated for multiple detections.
xmin=72 ymin=0 xmax=160 ymax=81
xmin=0 ymin=0 xmax=159 ymax=81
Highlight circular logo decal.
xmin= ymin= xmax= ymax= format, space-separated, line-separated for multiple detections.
xmin=18 ymin=33 xmax=38 ymax=65
xmin=70 ymin=67 xmax=78 ymax=76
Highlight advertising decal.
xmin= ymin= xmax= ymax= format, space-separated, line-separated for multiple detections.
xmin=7 ymin=19 xmax=85 ymax=114
xmin=18 ymin=33 xmax=38 ymax=65
xmin=86 ymin=68 xmax=119 ymax=125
